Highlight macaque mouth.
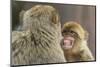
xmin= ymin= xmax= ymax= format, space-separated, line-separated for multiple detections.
xmin=63 ymin=36 xmax=75 ymax=49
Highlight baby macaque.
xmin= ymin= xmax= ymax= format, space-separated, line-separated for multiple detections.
xmin=61 ymin=21 xmax=94 ymax=62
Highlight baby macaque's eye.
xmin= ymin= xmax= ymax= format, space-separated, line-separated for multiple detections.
xmin=62 ymin=30 xmax=78 ymax=37
xmin=69 ymin=30 xmax=78 ymax=36
xmin=62 ymin=30 xmax=67 ymax=33
xmin=70 ymin=30 xmax=76 ymax=34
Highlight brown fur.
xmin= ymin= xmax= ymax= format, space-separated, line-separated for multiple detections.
xmin=61 ymin=21 xmax=94 ymax=62
xmin=12 ymin=5 xmax=66 ymax=65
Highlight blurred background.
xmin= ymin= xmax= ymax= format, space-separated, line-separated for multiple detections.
xmin=12 ymin=1 xmax=96 ymax=60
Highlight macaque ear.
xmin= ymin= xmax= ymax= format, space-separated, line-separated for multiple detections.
xmin=52 ymin=12 xmax=59 ymax=24
xmin=84 ymin=31 xmax=89 ymax=40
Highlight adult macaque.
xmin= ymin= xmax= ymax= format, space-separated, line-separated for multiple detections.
xmin=61 ymin=21 xmax=94 ymax=62
xmin=12 ymin=5 xmax=66 ymax=66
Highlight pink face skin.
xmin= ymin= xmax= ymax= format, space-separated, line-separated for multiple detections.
xmin=62 ymin=35 xmax=75 ymax=50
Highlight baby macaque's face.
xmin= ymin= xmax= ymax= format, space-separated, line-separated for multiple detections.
xmin=62 ymin=30 xmax=77 ymax=50
xmin=61 ymin=22 xmax=85 ymax=50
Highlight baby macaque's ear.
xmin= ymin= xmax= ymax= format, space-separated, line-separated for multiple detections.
xmin=84 ymin=30 xmax=89 ymax=41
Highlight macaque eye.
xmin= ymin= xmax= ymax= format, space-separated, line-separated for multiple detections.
xmin=70 ymin=30 xmax=76 ymax=34
xmin=62 ymin=30 xmax=67 ymax=33
xmin=62 ymin=30 xmax=76 ymax=35
xmin=62 ymin=30 xmax=78 ymax=37
xmin=69 ymin=30 xmax=79 ymax=37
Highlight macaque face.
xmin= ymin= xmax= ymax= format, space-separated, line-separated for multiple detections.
xmin=61 ymin=22 xmax=85 ymax=50
xmin=61 ymin=22 xmax=94 ymax=62
xmin=62 ymin=29 xmax=78 ymax=50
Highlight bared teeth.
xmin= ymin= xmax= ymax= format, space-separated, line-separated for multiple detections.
xmin=62 ymin=36 xmax=75 ymax=49
xmin=64 ymin=39 xmax=71 ymax=46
